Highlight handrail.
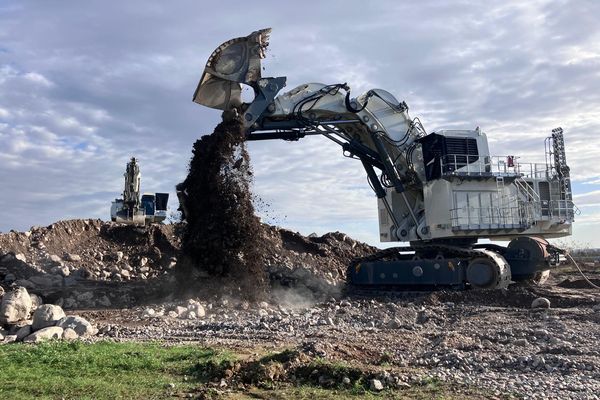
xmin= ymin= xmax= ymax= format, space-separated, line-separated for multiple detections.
xmin=439 ymin=154 xmax=550 ymax=179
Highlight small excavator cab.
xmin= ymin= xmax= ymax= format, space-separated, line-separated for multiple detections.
xmin=193 ymin=28 xmax=271 ymax=111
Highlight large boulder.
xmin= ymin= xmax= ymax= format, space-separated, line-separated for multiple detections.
xmin=0 ymin=286 xmax=32 ymax=324
xmin=32 ymin=304 xmax=66 ymax=331
xmin=58 ymin=315 xmax=97 ymax=337
xmin=23 ymin=326 xmax=63 ymax=343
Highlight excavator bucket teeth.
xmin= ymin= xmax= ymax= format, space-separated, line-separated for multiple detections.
xmin=193 ymin=28 xmax=271 ymax=111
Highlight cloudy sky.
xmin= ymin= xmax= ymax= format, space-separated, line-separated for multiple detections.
xmin=1 ymin=1 xmax=599 ymax=247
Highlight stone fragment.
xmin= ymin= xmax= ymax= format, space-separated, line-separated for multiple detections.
xmin=3 ymin=334 xmax=17 ymax=343
xmin=143 ymin=308 xmax=156 ymax=317
xmin=23 ymin=326 xmax=63 ymax=343
xmin=30 ymin=293 xmax=43 ymax=311
xmin=514 ymin=338 xmax=529 ymax=346
xmin=62 ymin=328 xmax=79 ymax=340
xmin=49 ymin=254 xmax=63 ymax=265
xmin=0 ymin=286 xmax=32 ymax=324
xmin=187 ymin=303 xmax=206 ymax=318
xmin=370 ymin=379 xmax=384 ymax=391
xmin=32 ymin=304 xmax=66 ymax=331
xmin=65 ymin=253 xmax=81 ymax=262
xmin=58 ymin=316 xmax=97 ymax=337
xmin=258 ymin=309 xmax=268 ymax=317
xmin=15 ymin=253 xmax=26 ymax=263
xmin=15 ymin=325 xmax=32 ymax=341
xmin=531 ymin=297 xmax=551 ymax=309
xmin=3 ymin=273 xmax=16 ymax=284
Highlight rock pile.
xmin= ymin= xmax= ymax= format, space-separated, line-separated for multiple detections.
xmin=0 ymin=286 xmax=97 ymax=344
xmin=0 ymin=218 xmax=376 ymax=309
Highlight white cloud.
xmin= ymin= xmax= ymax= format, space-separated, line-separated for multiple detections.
xmin=23 ymin=71 xmax=54 ymax=87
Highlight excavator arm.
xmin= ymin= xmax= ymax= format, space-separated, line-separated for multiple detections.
xmin=192 ymin=29 xmax=428 ymax=236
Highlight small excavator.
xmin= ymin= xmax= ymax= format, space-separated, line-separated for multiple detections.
xmin=110 ymin=157 xmax=169 ymax=225
xmin=192 ymin=28 xmax=578 ymax=289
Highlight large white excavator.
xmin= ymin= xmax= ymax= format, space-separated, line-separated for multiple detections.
xmin=193 ymin=28 xmax=578 ymax=289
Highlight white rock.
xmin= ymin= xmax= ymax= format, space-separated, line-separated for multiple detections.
xmin=258 ymin=301 xmax=269 ymax=309
xmin=58 ymin=315 xmax=97 ymax=337
xmin=175 ymin=306 xmax=187 ymax=317
xmin=531 ymin=297 xmax=551 ymax=309
xmin=258 ymin=309 xmax=269 ymax=317
xmin=30 ymin=294 xmax=43 ymax=311
xmin=62 ymin=328 xmax=79 ymax=340
xmin=139 ymin=257 xmax=148 ymax=267
xmin=187 ymin=303 xmax=206 ymax=318
xmin=15 ymin=253 xmax=26 ymax=263
xmin=23 ymin=326 xmax=64 ymax=343
xmin=4 ymin=334 xmax=17 ymax=343
xmin=0 ymin=286 xmax=32 ymax=324
xmin=115 ymin=251 xmax=124 ymax=262
xmin=64 ymin=253 xmax=81 ymax=262
xmin=121 ymin=269 xmax=131 ymax=278
xmin=32 ymin=304 xmax=66 ymax=331
xmin=49 ymin=254 xmax=63 ymax=265
xmin=370 ymin=379 xmax=384 ymax=391
xmin=187 ymin=311 xmax=197 ymax=320
xmin=143 ymin=308 xmax=156 ymax=317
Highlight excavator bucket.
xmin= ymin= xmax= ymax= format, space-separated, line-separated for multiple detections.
xmin=193 ymin=28 xmax=271 ymax=111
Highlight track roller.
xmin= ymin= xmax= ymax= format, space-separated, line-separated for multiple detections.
xmin=466 ymin=249 xmax=511 ymax=289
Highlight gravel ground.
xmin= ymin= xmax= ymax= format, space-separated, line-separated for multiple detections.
xmin=81 ymin=276 xmax=600 ymax=399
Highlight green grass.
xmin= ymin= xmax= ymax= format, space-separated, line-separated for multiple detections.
xmin=0 ymin=340 xmax=235 ymax=400
xmin=0 ymin=342 xmax=493 ymax=400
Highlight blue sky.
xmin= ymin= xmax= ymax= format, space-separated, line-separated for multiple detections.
xmin=1 ymin=1 xmax=599 ymax=247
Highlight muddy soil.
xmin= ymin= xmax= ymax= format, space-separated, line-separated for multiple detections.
xmin=176 ymin=117 xmax=267 ymax=300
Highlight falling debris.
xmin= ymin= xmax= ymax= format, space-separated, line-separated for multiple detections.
xmin=176 ymin=116 xmax=267 ymax=299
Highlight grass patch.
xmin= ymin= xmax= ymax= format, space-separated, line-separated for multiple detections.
xmin=0 ymin=340 xmax=235 ymax=400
